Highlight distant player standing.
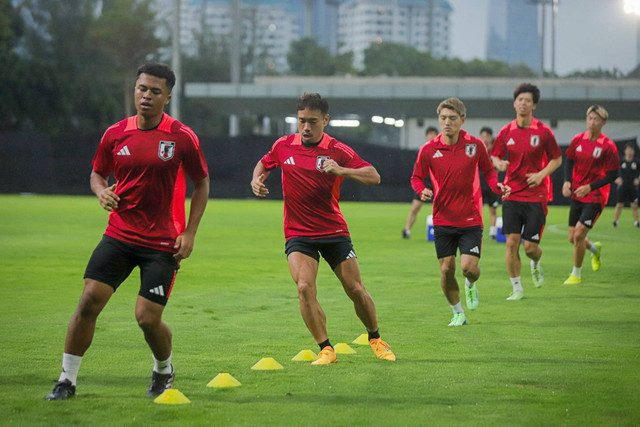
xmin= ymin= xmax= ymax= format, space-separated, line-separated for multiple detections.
xmin=46 ymin=63 xmax=210 ymax=400
xmin=562 ymin=105 xmax=620 ymax=284
xmin=479 ymin=126 xmax=500 ymax=239
xmin=402 ymin=126 xmax=438 ymax=239
xmin=411 ymin=98 xmax=510 ymax=326
xmin=250 ymin=92 xmax=395 ymax=364
xmin=612 ymin=143 xmax=640 ymax=228
xmin=491 ymin=83 xmax=562 ymax=300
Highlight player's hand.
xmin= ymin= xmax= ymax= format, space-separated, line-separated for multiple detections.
xmin=633 ymin=178 xmax=639 ymax=187
xmin=98 ymin=184 xmax=119 ymax=211
xmin=562 ymin=181 xmax=572 ymax=198
xmin=495 ymin=159 xmax=510 ymax=172
xmin=614 ymin=177 xmax=623 ymax=186
xmin=526 ymin=172 xmax=544 ymax=187
xmin=420 ymin=188 xmax=433 ymax=202
xmin=173 ymin=231 xmax=195 ymax=261
xmin=322 ymin=159 xmax=344 ymax=176
xmin=497 ymin=183 xmax=511 ymax=198
xmin=251 ymin=174 xmax=269 ymax=197
xmin=574 ymin=184 xmax=591 ymax=198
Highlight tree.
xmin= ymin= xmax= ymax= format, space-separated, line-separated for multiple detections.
xmin=90 ymin=0 xmax=164 ymax=116
xmin=287 ymin=37 xmax=336 ymax=76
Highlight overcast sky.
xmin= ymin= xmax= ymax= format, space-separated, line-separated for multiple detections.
xmin=448 ymin=0 xmax=638 ymax=75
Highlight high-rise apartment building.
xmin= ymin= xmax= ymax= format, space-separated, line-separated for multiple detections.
xmin=486 ymin=0 xmax=541 ymax=72
xmin=337 ymin=0 xmax=453 ymax=69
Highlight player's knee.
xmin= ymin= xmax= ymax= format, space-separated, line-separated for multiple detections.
xmin=296 ymin=280 xmax=316 ymax=301
xmin=135 ymin=311 xmax=161 ymax=331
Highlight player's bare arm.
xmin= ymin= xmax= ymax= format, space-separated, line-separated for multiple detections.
xmin=526 ymin=156 xmax=562 ymax=187
xmin=323 ymin=161 xmax=380 ymax=185
xmin=174 ymin=176 xmax=210 ymax=261
xmin=90 ymin=170 xmax=119 ymax=212
xmin=251 ymin=161 xmax=271 ymax=197
xmin=492 ymin=157 xmax=510 ymax=172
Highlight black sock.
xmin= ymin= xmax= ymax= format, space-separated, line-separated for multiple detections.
xmin=368 ymin=330 xmax=380 ymax=340
xmin=318 ymin=339 xmax=332 ymax=351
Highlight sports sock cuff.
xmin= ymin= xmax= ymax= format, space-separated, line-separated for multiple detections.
xmin=367 ymin=330 xmax=380 ymax=340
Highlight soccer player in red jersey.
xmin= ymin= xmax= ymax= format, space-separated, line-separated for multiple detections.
xmin=46 ymin=63 xmax=209 ymax=400
xmin=562 ymin=105 xmax=620 ymax=285
xmin=491 ymin=83 xmax=562 ymax=300
xmin=250 ymin=92 xmax=395 ymax=364
xmin=411 ymin=98 xmax=510 ymax=326
xmin=402 ymin=126 xmax=438 ymax=239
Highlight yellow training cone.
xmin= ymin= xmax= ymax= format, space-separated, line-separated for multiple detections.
xmin=207 ymin=373 xmax=242 ymax=388
xmin=251 ymin=357 xmax=284 ymax=370
xmin=291 ymin=349 xmax=318 ymax=362
xmin=334 ymin=343 xmax=357 ymax=354
xmin=153 ymin=389 xmax=191 ymax=405
xmin=352 ymin=333 xmax=369 ymax=346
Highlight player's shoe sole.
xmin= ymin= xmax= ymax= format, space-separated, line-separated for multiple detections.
xmin=591 ymin=242 xmax=602 ymax=272
xmin=369 ymin=338 xmax=396 ymax=361
xmin=312 ymin=346 xmax=337 ymax=365
xmin=563 ymin=274 xmax=581 ymax=285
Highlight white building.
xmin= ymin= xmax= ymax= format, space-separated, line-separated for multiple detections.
xmin=337 ymin=0 xmax=453 ymax=70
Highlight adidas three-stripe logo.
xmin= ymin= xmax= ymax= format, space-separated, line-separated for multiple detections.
xmin=346 ymin=250 xmax=356 ymax=259
xmin=433 ymin=150 xmax=443 ymax=158
xmin=470 ymin=246 xmax=480 ymax=254
xmin=284 ymin=156 xmax=295 ymax=165
xmin=149 ymin=286 xmax=165 ymax=296
xmin=117 ymin=146 xmax=131 ymax=156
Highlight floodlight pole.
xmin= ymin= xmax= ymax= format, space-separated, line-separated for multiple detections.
xmin=171 ymin=0 xmax=181 ymax=120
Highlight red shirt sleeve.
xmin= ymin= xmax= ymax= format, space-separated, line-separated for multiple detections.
xmin=411 ymin=144 xmax=430 ymax=195
xmin=92 ymin=129 xmax=115 ymax=177
xmin=260 ymin=138 xmax=283 ymax=170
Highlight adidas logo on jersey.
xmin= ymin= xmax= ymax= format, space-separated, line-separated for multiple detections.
xmin=507 ymin=138 xmax=516 ymax=146
xmin=576 ymin=145 xmax=582 ymax=152
xmin=149 ymin=286 xmax=165 ymax=296
xmin=284 ymin=156 xmax=295 ymax=165
xmin=117 ymin=146 xmax=131 ymax=156
xmin=433 ymin=150 xmax=443 ymax=158
xmin=470 ymin=246 xmax=480 ymax=254
xmin=531 ymin=233 xmax=540 ymax=240
xmin=345 ymin=250 xmax=356 ymax=260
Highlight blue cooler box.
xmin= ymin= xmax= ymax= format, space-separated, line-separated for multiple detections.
xmin=426 ymin=215 xmax=434 ymax=241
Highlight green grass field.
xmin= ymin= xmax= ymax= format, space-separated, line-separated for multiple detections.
xmin=1 ymin=194 xmax=639 ymax=426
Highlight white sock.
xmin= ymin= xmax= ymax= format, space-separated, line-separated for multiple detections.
xmin=450 ymin=302 xmax=464 ymax=314
xmin=572 ymin=266 xmax=582 ymax=278
xmin=58 ymin=353 xmax=82 ymax=386
xmin=510 ymin=276 xmax=523 ymax=292
xmin=530 ymin=259 xmax=540 ymax=269
xmin=588 ymin=244 xmax=598 ymax=255
xmin=153 ymin=353 xmax=173 ymax=374
xmin=490 ymin=226 xmax=497 ymax=236
xmin=465 ymin=277 xmax=475 ymax=288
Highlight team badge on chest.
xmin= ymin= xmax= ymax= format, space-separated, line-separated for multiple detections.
xmin=159 ymin=141 xmax=175 ymax=161
xmin=592 ymin=147 xmax=602 ymax=158
xmin=465 ymin=144 xmax=477 ymax=158
xmin=530 ymin=135 xmax=540 ymax=147
xmin=316 ymin=156 xmax=330 ymax=172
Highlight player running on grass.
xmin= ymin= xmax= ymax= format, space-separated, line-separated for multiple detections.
xmin=562 ymin=105 xmax=620 ymax=285
xmin=46 ymin=63 xmax=209 ymax=400
xmin=490 ymin=83 xmax=562 ymax=300
xmin=411 ymin=98 xmax=510 ymax=326
xmin=250 ymin=92 xmax=395 ymax=364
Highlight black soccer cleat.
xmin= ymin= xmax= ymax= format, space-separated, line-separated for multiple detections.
xmin=145 ymin=365 xmax=175 ymax=397
xmin=46 ymin=379 xmax=76 ymax=400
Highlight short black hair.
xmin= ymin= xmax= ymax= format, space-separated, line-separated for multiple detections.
xmin=137 ymin=62 xmax=176 ymax=91
xmin=513 ymin=82 xmax=540 ymax=104
xmin=425 ymin=126 xmax=438 ymax=135
xmin=297 ymin=92 xmax=329 ymax=116
xmin=480 ymin=126 xmax=493 ymax=135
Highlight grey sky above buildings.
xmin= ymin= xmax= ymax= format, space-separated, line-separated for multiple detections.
xmin=449 ymin=0 xmax=638 ymax=75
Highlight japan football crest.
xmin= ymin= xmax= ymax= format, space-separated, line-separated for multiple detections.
xmin=465 ymin=144 xmax=477 ymax=158
xmin=159 ymin=141 xmax=175 ymax=161
xmin=530 ymin=135 xmax=540 ymax=147
xmin=316 ymin=156 xmax=330 ymax=172
xmin=592 ymin=147 xmax=602 ymax=158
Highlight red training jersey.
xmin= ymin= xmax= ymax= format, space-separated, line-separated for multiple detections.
xmin=260 ymin=133 xmax=371 ymax=240
xmin=411 ymin=130 xmax=500 ymax=228
xmin=491 ymin=118 xmax=562 ymax=204
xmin=566 ymin=131 xmax=620 ymax=207
xmin=92 ymin=114 xmax=209 ymax=252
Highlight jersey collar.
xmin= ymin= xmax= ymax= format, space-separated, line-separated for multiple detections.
xmin=509 ymin=117 xmax=541 ymax=131
xmin=292 ymin=132 xmax=331 ymax=149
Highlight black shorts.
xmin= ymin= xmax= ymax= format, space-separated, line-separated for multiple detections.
xmin=84 ymin=235 xmax=180 ymax=306
xmin=502 ymin=200 xmax=546 ymax=243
xmin=433 ymin=226 xmax=483 ymax=259
xmin=616 ymin=184 xmax=639 ymax=204
xmin=482 ymin=188 xmax=501 ymax=208
xmin=285 ymin=236 xmax=356 ymax=270
xmin=568 ymin=199 xmax=602 ymax=229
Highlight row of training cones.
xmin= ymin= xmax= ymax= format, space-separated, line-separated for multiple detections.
xmin=154 ymin=334 xmax=371 ymax=404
